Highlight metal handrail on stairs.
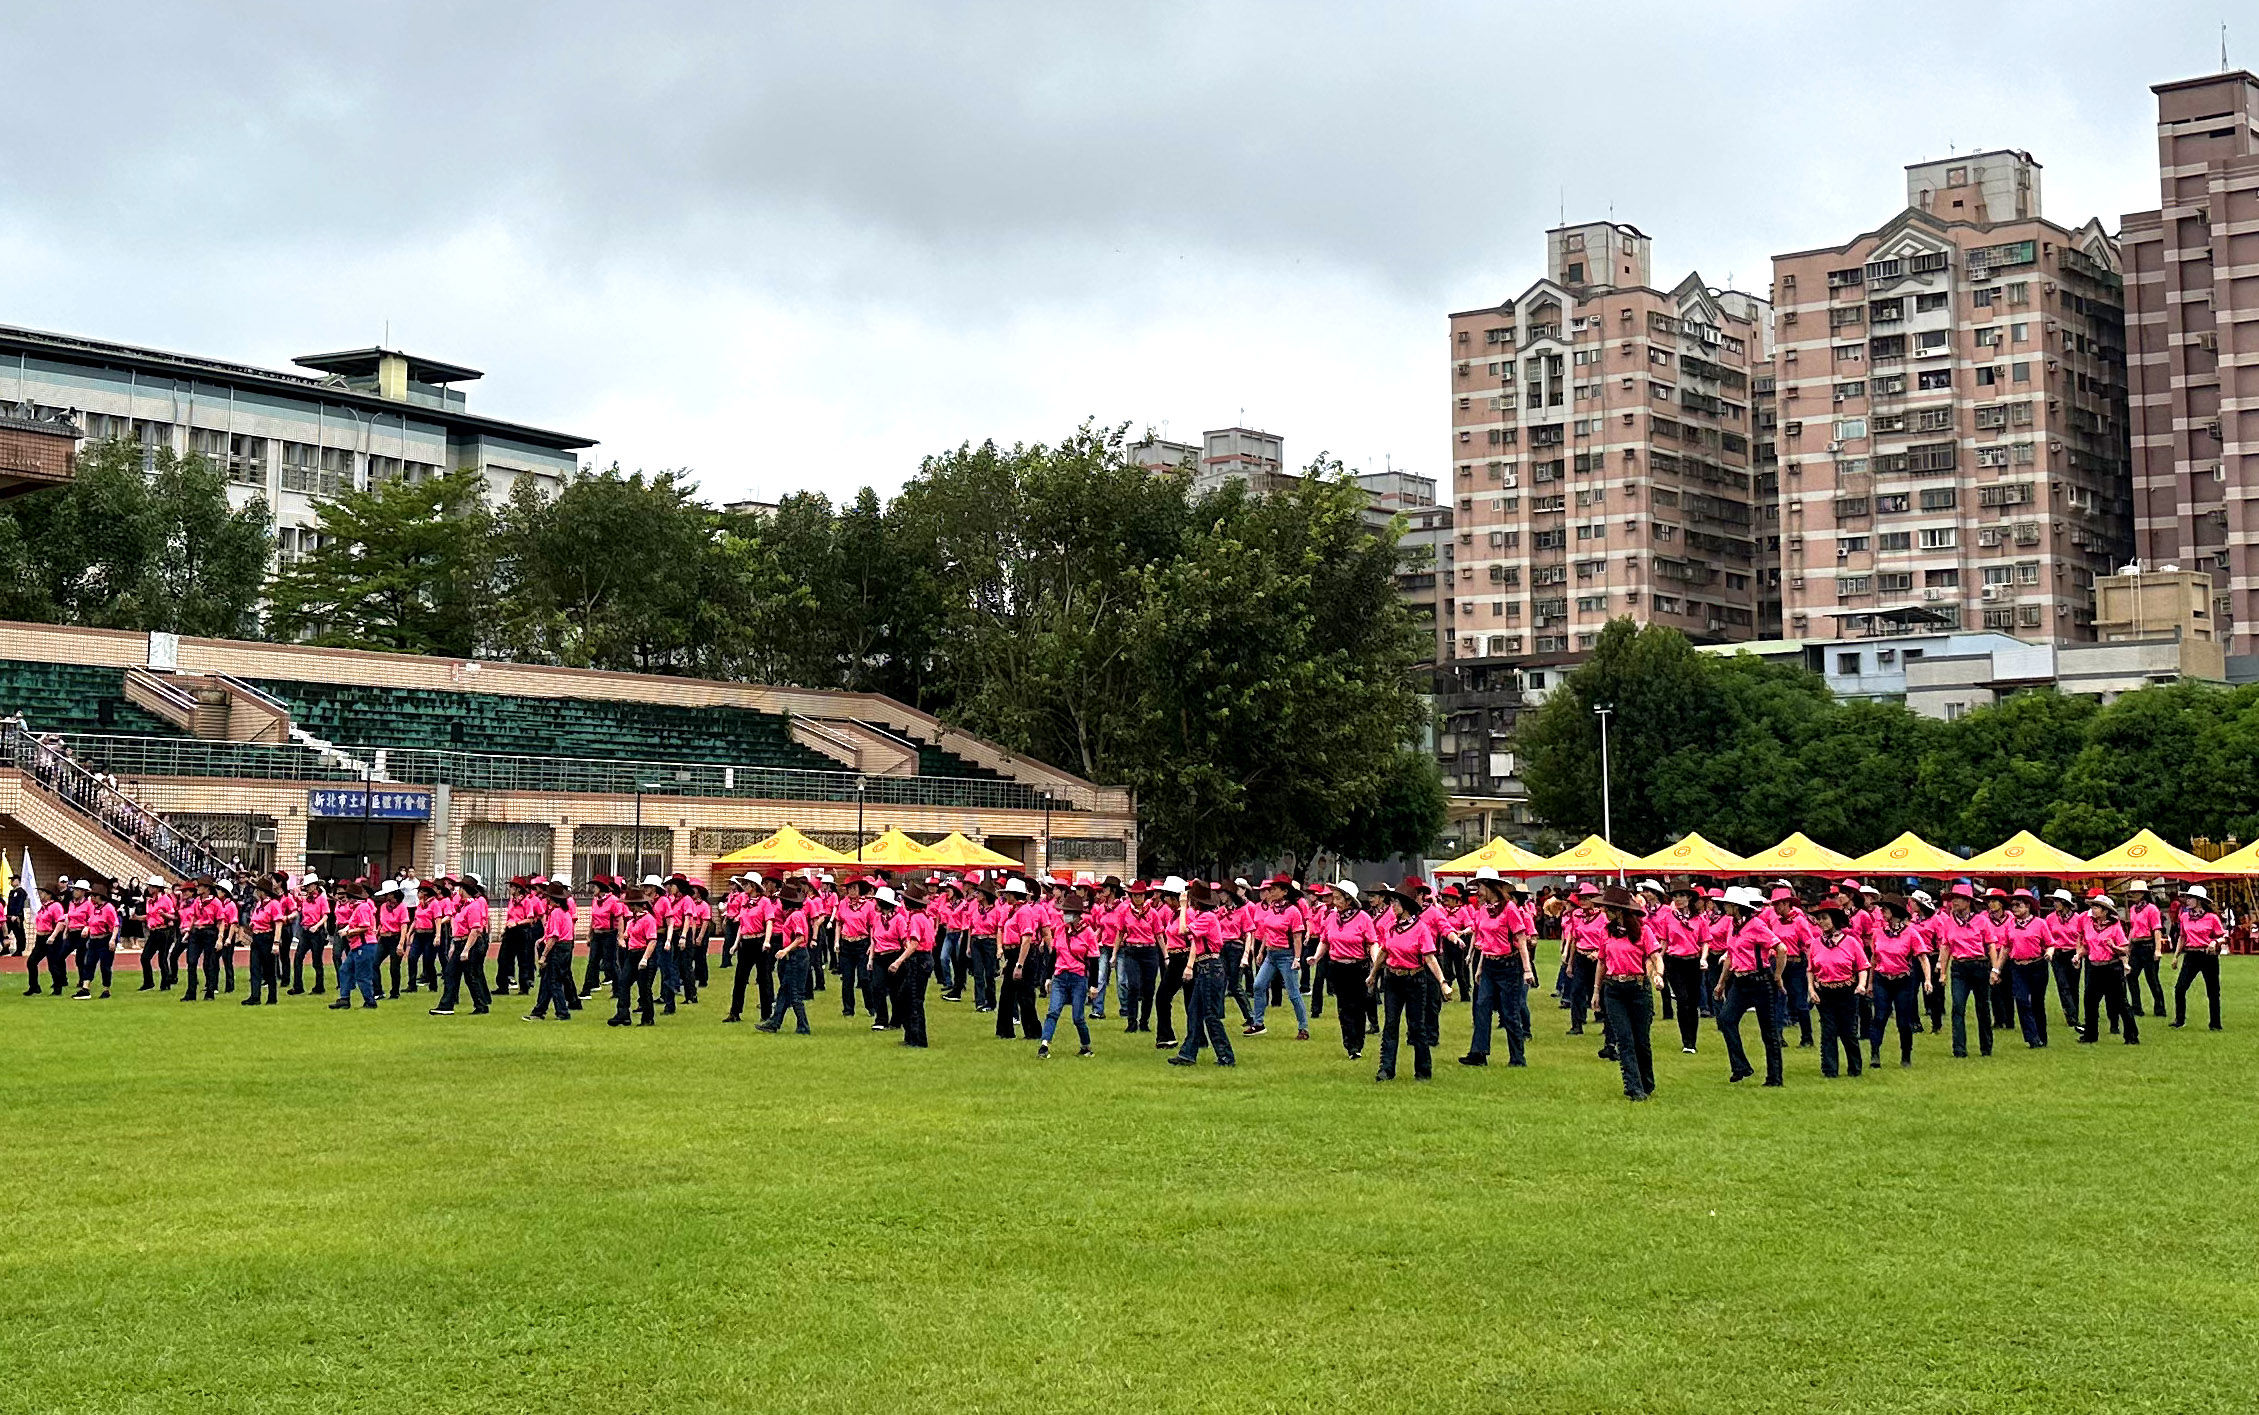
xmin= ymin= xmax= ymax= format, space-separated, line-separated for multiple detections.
xmin=0 ymin=721 xmax=230 ymax=882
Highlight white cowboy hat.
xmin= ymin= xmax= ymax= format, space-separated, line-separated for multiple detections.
xmin=1472 ymin=867 xmax=1502 ymax=883
xmin=873 ymin=886 xmax=899 ymax=907
xmin=374 ymin=880 xmax=401 ymax=897
xmin=1636 ymin=878 xmax=1665 ymax=895
xmin=2124 ymin=879 xmax=2148 ymax=894
xmin=1724 ymin=885 xmax=1766 ymax=911
xmin=1153 ymin=875 xmax=1188 ymax=896
xmin=2180 ymin=883 xmax=2210 ymax=901
xmin=1004 ymin=878 xmax=1030 ymax=896
xmin=146 ymin=876 xmax=166 ymax=888
xmin=2048 ymin=888 xmax=2077 ymax=905
xmin=641 ymin=875 xmax=663 ymax=888
xmin=1326 ymin=879 xmax=1360 ymax=901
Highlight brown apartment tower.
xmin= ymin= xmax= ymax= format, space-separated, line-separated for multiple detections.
xmin=1771 ymin=151 xmax=2131 ymax=644
xmin=2122 ymin=71 xmax=2259 ymax=653
xmin=1446 ymin=223 xmax=1771 ymax=666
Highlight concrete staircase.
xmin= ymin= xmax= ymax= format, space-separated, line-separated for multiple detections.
xmin=0 ymin=725 xmax=227 ymax=882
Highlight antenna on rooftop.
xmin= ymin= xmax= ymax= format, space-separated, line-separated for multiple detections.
xmin=2225 ymin=21 xmax=2232 ymax=70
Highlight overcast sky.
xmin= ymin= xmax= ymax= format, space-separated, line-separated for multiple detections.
xmin=0 ymin=3 xmax=2234 ymax=504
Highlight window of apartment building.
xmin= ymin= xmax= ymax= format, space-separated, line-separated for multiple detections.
xmin=1827 ymin=267 xmax=1864 ymax=289
xmin=1972 ymin=286 xmax=1999 ymax=308
xmin=1974 ymin=326 xmax=2003 ymax=348
xmin=1977 ymin=481 xmax=2034 ymax=508
xmin=1872 ymin=373 xmax=1906 ymax=396
xmin=1975 ymin=366 xmax=2001 ymax=387
xmin=1836 ymin=457 xmax=1869 ymax=476
xmin=1841 ymin=535 xmax=1870 ymax=552
xmin=1918 ymin=487 xmax=1957 ymax=511
xmin=1914 ymin=331 xmax=1951 ymax=355
xmin=1877 ymin=571 xmax=1913 ymax=591
xmin=1832 ymin=306 xmax=1866 ymax=328
xmin=1576 ymin=594 xmax=1608 ymax=612
xmin=1982 ymin=565 xmax=2013 ymax=586
xmin=1533 ymin=530 xmax=1565 ymax=550
xmin=1918 ymin=528 xmax=1958 ymax=550
xmin=2010 ymin=322 xmax=2030 ymax=344
xmin=1649 ymin=348 xmax=1673 ymax=367
xmin=1834 ymin=380 xmax=1866 ymax=400
xmin=1976 ymin=447 xmax=2010 ymax=468
xmin=1484 ymin=327 xmax=1511 ymax=345
xmin=1652 ymin=523 xmax=1676 ymax=540
xmin=1982 ymin=607 xmax=2016 ymax=629
xmin=2016 ymin=604 xmax=2043 ymax=627
xmin=1872 ymin=413 xmax=1907 ymax=433
xmin=1867 ymin=336 xmax=1903 ymax=359
xmin=2008 ymin=402 xmax=2034 ymax=426
xmin=1973 ymin=404 xmax=2008 ymax=431
xmin=2006 ymin=281 xmax=2030 ymax=305
xmin=1915 ymin=293 xmax=1949 ymax=314
xmin=1575 ymin=523 xmax=1607 ymax=541
xmin=1832 ymin=418 xmax=1867 ymax=441
xmin=1835 ymin=498 xmax=1871 ymax=519
xmin=1914 ymin=369 xmax=1951 ymax=392
xmin=2011 ymin=442 xmax=2036 ymax=464
xmin=1867 ymin=298 xmax=1902 ymax=323
xmin=1835 ymin=344 xmax=1865 ymax=363
xmin=1837 ymin=575 xmax=1872 ymax=597
xmin=1909 ymin=442 xmax=1957 ymax=473
xmin=1865 ymin=257 xmax=1903 ymax=282
xmin=1650 ymin=382 xmax=1675 ymax=400
xmin=1914 ymin=407 xmax=1954 ymax=432
xmin=1925 ymin=568 xmax=1960 ymax=588
xmin=1653 ymin=594 xmax=1682 ymax=614
xmin=1909 ymin=251 xmax=1949 ymax=274
xmin=1878 ymin=531 xmax=1913 ymax=552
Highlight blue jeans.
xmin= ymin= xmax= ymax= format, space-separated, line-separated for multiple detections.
xmin=1249 ymin=947 xmax=1307 ymax=1031
xmin=341 ymin=942 xmax=378 ymax=1005
xmin=1042 ymin=971 xmax=1090 ymax=1047
xmin=1774 ymin=956 xmax=1813 ymax=1043
xmin=936 ymin=928 xmax=961 ymax=994
xmin=1086 ymin=948 xmax=1110 ymax=1018
xmin=1470 ymin=955 xmax=1528 ymax=1064
xmin=1173 ymin=957 xmax=1235 ymax=1064
xmin=766 ymin=952 xmax=811 ymax=1032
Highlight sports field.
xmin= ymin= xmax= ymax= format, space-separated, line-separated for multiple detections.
xmin=3 ymin=968 xmax=2255 ymax=1414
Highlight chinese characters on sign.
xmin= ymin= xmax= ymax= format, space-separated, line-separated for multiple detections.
xmin=307 ymin=789 xmax=433 ymax=820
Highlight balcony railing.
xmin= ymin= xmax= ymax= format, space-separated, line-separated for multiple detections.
xmin=41 ymin=733 xmax=1107 ymax=814
xmin=1 ymin=725 xmax=231 ymax=881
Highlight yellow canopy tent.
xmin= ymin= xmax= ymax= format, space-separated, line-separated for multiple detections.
xmin=1434 ymin=836 xmax=1555 ymax=876
xmin=1848 ymin=831 xmax=1967 ymax=878
xmin=919 ymin=831 xmax=1022 ymax=869
xmin=1632 ymin=832 xmax=1747 ymax=874
xmin=709 ymin=825 xmax=852 ymax=870
xmin=851 ymin=827 xmax=943 ymax=869
xmin=1748 ymin=832 xmax=1857 ymax=876
xmin=1960 ymin=830 xmax=2090 ymax=878
xmin=1541 ymin=835 xmax=1644 ymax=874
xmin=2197 ymin=837 xmax=2259 ymax=876
xmin=2082 ymin=829 xmax=2212 ymax=878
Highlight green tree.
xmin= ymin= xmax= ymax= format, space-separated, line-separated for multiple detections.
xmin=266 ymin=466 xmax=493 ymax=655
xmin=1332 ymin=749 xmax=1451 ymax=862
xmin=491 ymin=466 xmax=718 ymax=672
xmin=0 ymin=437 xmax=267 ymax=634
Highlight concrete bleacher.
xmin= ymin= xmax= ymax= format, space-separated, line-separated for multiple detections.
xmin=0 ymin=661 xmax=174 ymax=736
xmin=252 ymin=679 xmax=846 ymax=774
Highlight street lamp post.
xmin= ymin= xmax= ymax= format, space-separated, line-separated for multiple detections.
xmin=1593 ymin=703 xmax=1615 ymax=850
xmin=855 ymin=774 xmax=867 ymax=862
xmin=632 ymin=780 xmax=663 ymax=880
xmin=1042 ymin=790 xmax=1053 ymax=876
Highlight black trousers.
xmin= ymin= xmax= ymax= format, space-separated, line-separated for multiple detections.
xmin=1120 ymin=945 xmax=1159 ymax=1031
xmin=612 ymin=945 xmax=655 ymax=1024
xmin=1221 ymin=942 xmax=1256 ymax=1026
xmin=1814 ymin=983 xmax=1862 ymax=1077
xmin=1990 ymin=944 xmax=2018 ymax=1029
xmin=1567 ymin=953 xmax=1598 ymax=1033
xmin=995 ymin=952 xmax=1040 ymax=1039
xmin=1923 ymin=952 xmax=1945 ymax=1030
xmin=247 ymin=930 xmax=281 ymax=1002
xmin=291 ymin=921 xmax=328 ymax=992
xmin=496 ymin=923 xmax=536 ymax=994
xmin=1378 ymin=970 xmax=1430 ymax=1078
xmin=1600 ymin=979 xmax=1655 ymax=1096
xmin=2082 ymin=958 xmax=2138 ymax=1043
xmin=866 ymin=948 xmax=899 ymax=1025
xmin=1948 ymin=958 xmax=1994 ymax=1057
xmin=1662 ymin=955 xmax=1703 ymax=1051
xmin=1175 ymin=957 xmax=1235 ymax=1064
xmin=894 ymin=952 xmax=932 ymax=1046
xmin=1154 ymin=950 xmax=1190 ymax=1045
xmin=183 ymin=925 xmax=222 ymax=998
xmin=438 ymin=938 xmax=492 ymax=1013
xmin=2127 ymin=939 xmax=2166 ymax=1016
xmin=1868 ymin=972 xmax=1922 ymax=1064
xmin=727 ymin=936 xmax=770 ymax=1021
xmin=2050 ymin=951 xmax=2081 ymax=1026
xmin=2009 ymin=958 xmax=2050 ymax=1047
xmin=1716 ymin=973 xmax=1783 ymax=1084
xmin=141 ymin=926 xmax=172 ymax=987
xmin=836 ymin=939 xmax=869 ymax=1016
xmin=1326 ymin=957 xmax=1370 ymax=1055
xmin=580 ymin=929 xmax=615 ymax=996
xmin=2174 ymin=951 xmax=2222 ymax=1029
xmin=968 ymin=936 xmax=998 ymax=1011
xmin=530 ymin=944 xmax=576 ymax=1018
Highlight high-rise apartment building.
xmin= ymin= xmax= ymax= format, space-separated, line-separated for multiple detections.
xmin=1447 ymin=222 xmax=1769 ymax=664
xmin=1770 ymin=151 xmax=2130 ymax=643
xmin=2122 ymin=71 xmax=2259 ymax=651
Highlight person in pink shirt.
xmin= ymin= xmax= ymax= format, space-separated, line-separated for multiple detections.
xmin=1461 ymin=870 xmax=1536 ymax=1068
xmin=406 ymin=878 xmax=443 ymax=996
xmin=2043 ymin=888 xmax=2084 ymax=1029
xmin=1363 ymin=885 xmax=1446 ymax=1081
xmin=1804 ymin=902 xmax=1872 ymax=1078
xmin=290 ymin=876 xmax=331 ymax=996
xmin=1864 ymin=895 xmax=1933 ymax=1068
xmin=329 ymin=880 xmax=381 ymax=1011
xmin=1039 ymin=884 xmax=1100 ymax=1058
xmin=1764 ymin=885 xmax=1819 ymax=1050
xmin=2169 ymin=884 xmax=2226 ymax=1031
xmin=722 ymin=876 xmax=776 ymax=1024
xmin=1312 ymin=881 xmax=1380 ymax=1059
xmin=139 ymin=877 xmax=177 ymax=992
xmin=1711 ymin=886 xmax=1785 ymax=1086
xmin=1645 ymin=881 xmax=1703 ymax=1056
xmin=994 ymin=877 xmax=1049 ymax=1042
xmin=1999 ymin=890 xmax=2053 ymax=1049
xmin=608 ymin=885 xmax=661 ymax=1027
xmin=832 ymin=879 xmax=880 ymax=1023
xmin=430 ymin=876 xmax=493 ymax=1016
xmin=1929 ymin=882 xmax=1997 ymax=1058
xmin=1114 ymin=881 xmax=1162 ymax=1035
xmin=2078 ymin=890 xmax=2138 ymax=1045
xmin=754 ymin=881 xmax=817 ymax=1034
xmin=1587 ymin=886 xmax=1661 ymax=1100
xmin=70 ymin=880 xmax=121 ymax=1000
xmin=2122 ymin=879 xmax=2170 ymax=1022
xmin=1559 ymin=883 xmax=1609 ymax=1040
xmin=55 ymin=880 xmax=92 ymax=998
xmin=241 ymin=876 xmax=287 ymax=1007
xmin=525 ymin=879 xmax=579 ymax=1021
xmin=883 ymin=884 xmax=937 ymax=1047
xmin=1165 ymin=878 xmax=1237 ymax=1068
xmin=1242 ymin=875 xmax=1309 ymax=1040
xmin=23 ymin=884 xmax=67 ymax=997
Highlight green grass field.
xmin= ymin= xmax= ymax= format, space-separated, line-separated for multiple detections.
xmin=3 ymin=962 xmax=2255 ymax=1414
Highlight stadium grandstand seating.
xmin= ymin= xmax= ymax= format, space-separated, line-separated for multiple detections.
xmin=916 ymin=741 xmax=1011 ymax=783
xmin=0 ymin=660 xmax=173 ymax=736
xmin=252 ymin=679 xmax=847 ymax=774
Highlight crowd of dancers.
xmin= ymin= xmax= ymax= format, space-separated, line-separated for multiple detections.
xmin=7 ymin=863 xmax=2233 ymax=1100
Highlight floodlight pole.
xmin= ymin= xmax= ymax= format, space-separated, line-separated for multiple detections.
xmin=1594 ymin=703 xmax=1615 ymax=856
